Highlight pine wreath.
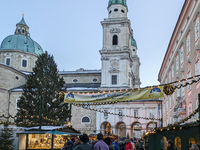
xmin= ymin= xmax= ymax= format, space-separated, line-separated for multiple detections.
xmin=164 ymin=84 xmax=174 ymax=95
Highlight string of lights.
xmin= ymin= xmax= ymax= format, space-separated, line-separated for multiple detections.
xmin=43 ymin=117 xmax=68 ymax=124
xmin=72 ymin=103 xmax=161 ymax=120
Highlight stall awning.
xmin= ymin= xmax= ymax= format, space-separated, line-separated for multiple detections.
xmin=46 ymin=131 xmax=67 ymax=135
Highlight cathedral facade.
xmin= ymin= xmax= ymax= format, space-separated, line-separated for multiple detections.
xmin=0 ymin=0 xmax=161 ymax=139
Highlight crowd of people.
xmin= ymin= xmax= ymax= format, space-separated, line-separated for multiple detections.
xmin=61 ymin=133 xmax=144 ymax=150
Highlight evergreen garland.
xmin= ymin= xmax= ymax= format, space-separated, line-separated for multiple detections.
xmin=15 ymin=51 xmax=71 ymax=126
xmin=0 ymin=123 xmax=14 ymax=150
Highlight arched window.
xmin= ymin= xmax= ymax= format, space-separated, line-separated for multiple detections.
xmin=174 ymin=137 xmax=181 ymax=150
xmin=160 ymin=136 xmax=167 ymax=150
xmin=113 ymin=35 xmax=118 ymax=45
xmin=82 ymin=116 xmax=90 ymax=123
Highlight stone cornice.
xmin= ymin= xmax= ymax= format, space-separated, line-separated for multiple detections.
xmin=100 ymin=49 xmax=131 ymax=54
xmin=109 ymin=69 xmax=120 ymax=73
xmin=101 ymin=18 xmax=130 ymax=24
xmin=0 ymin=49 xmax=38 ymax=57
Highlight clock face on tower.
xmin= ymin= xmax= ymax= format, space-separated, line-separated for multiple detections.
xmin=111 ymin=59 xmax=119 ymax=67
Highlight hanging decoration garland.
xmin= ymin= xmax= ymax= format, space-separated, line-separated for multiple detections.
xmin=1 ymin=75 xmax=200 ymax=127
xmin=145 ymin=107 xmax=200 ymax=135
xmin=72 ymin=103 xmax=161 ymax=121
xmin=168 ymin=106 xmax=199 ymax=126
xmin=163 ymin=84 xmax=175 ymax=95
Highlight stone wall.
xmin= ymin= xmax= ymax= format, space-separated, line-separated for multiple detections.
xmin=0 ymin=64 xmax=26 ymax=90
xmin=60 ymin=73 xmax=101 ymax=84
xmin=0 ymin=50 xmax=37 ymax=72
xmin=0 ymin=89 xmax=9 ymax=121
xmin=71 ymin=105 xmax=96 ymax=134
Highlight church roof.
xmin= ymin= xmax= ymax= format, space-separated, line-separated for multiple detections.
xmin=131 ymin=36 xmax=137 ymax=48
xmin=59 ymin=70 xmax=101 ymax=75
xmin=0 ymin=16 xmax=43 ymax=55
xmin=17 ymin=17 xmax=27 ymax=26
xmin=0 ymin=35 xmax=43 ymax=55
xmin=108 ymin=0 xmax=127 ymax=8
xmin=64 ymin=83 xmax=100 ymax=91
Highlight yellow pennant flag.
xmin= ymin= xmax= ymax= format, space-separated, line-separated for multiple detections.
xmin=64 ymin=86 xmax=164 ymax=103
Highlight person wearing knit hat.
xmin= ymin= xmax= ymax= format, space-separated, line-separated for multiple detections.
xmin=74 ymin=134 xmax=92 ymax=150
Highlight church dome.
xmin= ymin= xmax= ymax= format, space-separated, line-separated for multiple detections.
xmin=131 ymin=36 xmax=137 ymax=48
xmin=0 ymin=16 xmax=43 ymax=55
xmin=108 ymin=0 xmax=127 ymax=8
xmin=0 ymin=35 xmax=43 ymax=55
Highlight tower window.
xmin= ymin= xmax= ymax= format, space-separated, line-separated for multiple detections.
xmin=114 ymin=9 xmax=118 ymax=12
xmin=113 ymin=35 xmax=118 ymax=45
xmin=121 ymin=10 xmax=125 ymax=13
xmin=6 ymin=58 xmax=10 ymax=66
xmin=22 ymin=59 xmax=27 ymax=67
xmin=18 ymin=29 xmax=20 ymax=33
xmin=93 ymin=78 xmax=98 ymax=82
xmin=133 ymin=49 xmax=135 ymax=51
xmin=112 ymin=75 xmax=117 ymax=85
xmin=109 ymin=11 xmax=112 ymax=14
xmin=15 ymin=76 xmax=19 ymax=80
xmin=73 ymin=79 xmax=78 ymax=83
xmin=22 ymin=29 xmax=25 ymax=33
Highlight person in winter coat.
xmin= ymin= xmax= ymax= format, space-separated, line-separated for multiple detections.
xmin=114 ymin=139 xmax=120 ymax=150
xmin=72 ymin=138 xmax=83 ymax=149
xmin=104 ymin=137 xmax=114 ymax=150
xmin=138 ymin=140 xmax=144 ymax=150
xmin=135 ymin=140 xmax=139 ymax=150
xmin=62 ymin=140 xmax=73 ymax=150
xmin=191 ymin=144 xmax=199 ymax=150
xmin=74 ymin=134 xmax=92 ymax=150
xmin=130 ymin=140 xmax=135 ymax=150
xmin=167 ymin=140 xmax=174 ymax=150
xmin=93 ymin=133 xmax=109 ymax=150
xmin=125 ymin=140 xmax=133 ymax=150
xmin=119 ymin=141 xmax=125 ymax=150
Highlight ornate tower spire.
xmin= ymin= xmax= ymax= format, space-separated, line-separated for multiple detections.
xmin=15 ymin=13 xmax=30 ymax=36
xmin=108 ymin=0 xmax=127 ymax=8
xmin=107 ymin=0 xmax=128 ymax=18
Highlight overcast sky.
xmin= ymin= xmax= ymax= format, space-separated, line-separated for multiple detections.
xmin=0 ymin=0 xmax=185 ymax=87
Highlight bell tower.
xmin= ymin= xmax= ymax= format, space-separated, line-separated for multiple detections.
xmin=15 ymin=13 xmax=30 ymax=36
xmin=99 ymin=0 xmax=141 ymax=90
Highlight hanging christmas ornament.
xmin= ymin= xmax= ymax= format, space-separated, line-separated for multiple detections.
xmin=164 ymin=84 xmax=174 ymax=95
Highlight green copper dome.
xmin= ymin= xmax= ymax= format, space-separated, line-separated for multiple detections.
xmin=131 ymin=36 xmax=137 ymax=48
xmin=108 ymin=0 xmax=127 ymax=7
xmin=0 ymin=35 xmax=43 ymax=55
xmin=17 ymin=17 xmax=27 ymax=26
xmin=0 ymin=16 xmax=43 ymax=55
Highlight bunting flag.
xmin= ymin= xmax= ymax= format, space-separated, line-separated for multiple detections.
xmin=64 ymin=86 xmax=164 ymax=103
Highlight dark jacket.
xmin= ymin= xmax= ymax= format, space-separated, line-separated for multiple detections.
xmin=119 ymin=144 xmax=125 ymax=150
xmin=167 ymin=147 xmax=174 ymax=150
xmin=74 ymin=143 xmax=92 ymax=150
xmin=63 ymin=141 xmax=73 ymax=150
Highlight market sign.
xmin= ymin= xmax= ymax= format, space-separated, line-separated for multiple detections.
xmin=64 ymin=86 xmax=164 ymax=103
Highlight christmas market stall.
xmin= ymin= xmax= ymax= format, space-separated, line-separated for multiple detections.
xmin=17 ymin=126 xmax=81 ymax=150
xmin=144 ymin=122 xmax=200 ymax=150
